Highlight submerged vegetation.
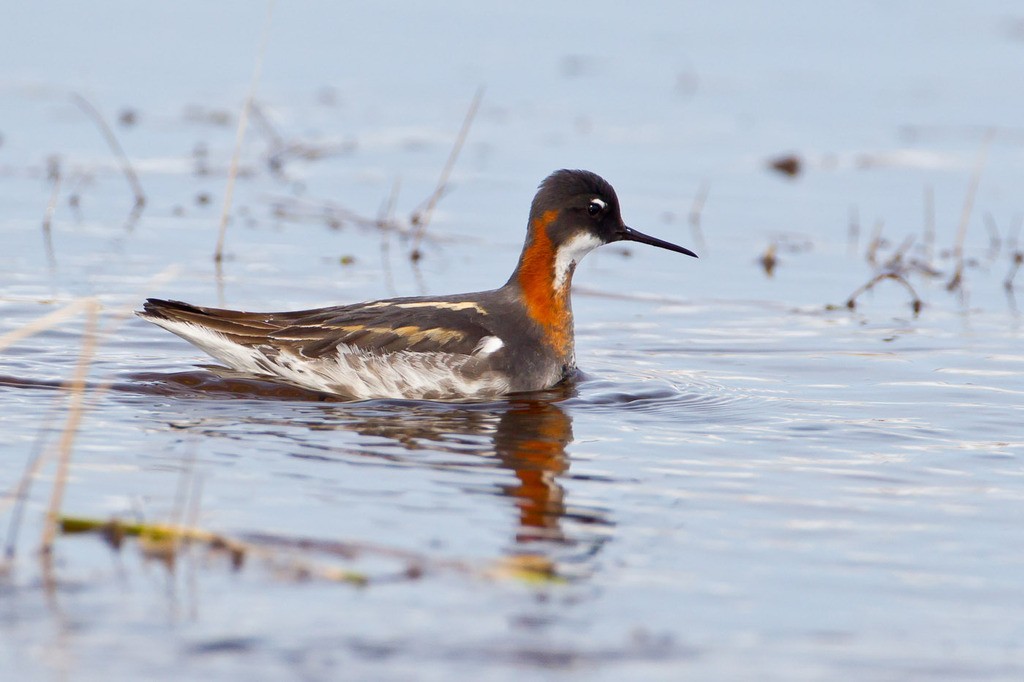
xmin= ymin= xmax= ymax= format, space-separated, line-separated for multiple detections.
xmin=763 ymin=130 xmax=1021 ymax=316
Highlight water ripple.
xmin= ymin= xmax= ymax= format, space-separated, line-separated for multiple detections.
xmin=568 ymin=368 xmax=767 ymax=424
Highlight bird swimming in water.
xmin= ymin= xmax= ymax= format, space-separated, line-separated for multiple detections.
xmin=138 ymin=169 xmax=697 ymax=400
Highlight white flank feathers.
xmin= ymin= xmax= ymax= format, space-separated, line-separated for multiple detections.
xmin=144 ymin=317 xmax=510 ymax=400
xmin=474 ymin=335 xmax=504 ymax=355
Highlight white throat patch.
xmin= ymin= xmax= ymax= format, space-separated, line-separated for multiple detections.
xmin=553 ymin=232 xmax=603 ymax=290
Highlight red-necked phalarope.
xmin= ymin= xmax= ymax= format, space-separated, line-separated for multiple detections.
xmin=139 ymin=169 xmax=697 ymax=400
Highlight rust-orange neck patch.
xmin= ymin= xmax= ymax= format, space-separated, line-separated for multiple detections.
xmin=517 ymin=210 xmax=574 ymax=357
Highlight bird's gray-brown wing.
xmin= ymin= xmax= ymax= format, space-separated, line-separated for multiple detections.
xmin=140 ymin=298 xmax=499 ymax=359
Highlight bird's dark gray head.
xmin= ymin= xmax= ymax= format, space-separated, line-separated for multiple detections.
xmin=526 ymin=169 xmax=698 ymax=258
xmin=529 ymin=170 xmax=621 ymax=243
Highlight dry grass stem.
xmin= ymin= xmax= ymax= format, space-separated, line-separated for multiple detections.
xmin=248 ymin=101 xmax=286 ymax=152
xmin=250 ymin=101 xmax=356 ymax=177
xmin=0 ymin=299 xmax=96 ymax=353
xmin=865 ymin=219 xmax=885 ymax=266
xmin=847 ymin=206 xmax=860 ymax=255
xmin=759 ymin=242 xmax=778 ymax=277
xmin=0 ymin=301 xmax=96 ymax=548
xmin=3 ymin=401 xmax=64 ymax=561
xmin=1006 ymin=251 xmax=1023 ymax=291
xmin=947 ymin=128 xmax=995 ymax=291
xmin=378 ymin=178 xmax=402 ymax=296
xmin=844 ymin=272 xmax=923 ymax=314
xmin=923 ymin=185 xmax=935 ymax=263
xmin=1005 ymin=215 xmax=1023 ymax=291
xmin=378 ymin=178 xmax=402 ymax=230
xmin=70 ymin=93 xmax=145 ymax=209
xmin=270 ymin=195 xmax=415 ymax=237
xmin=983 ymin=212 xmax=1002 ymax=262
xmin=1008 ymin=214 xmax=1023 ymax=253
xmin=40 ymin=300 xmax=101 ymax=554
xmin=102 ymin=265 xmax=181 ymax=333
xmin=409 ymin=87 xmax=484 ymax=260
xmin=169 ymin=446 xmax=199 ymax=544
xmin=55 ymin=509 xmax=564 ymax=585
xmin=41 ymin=164 xmax=62 ymax=268
xmin=1 ymin=267 xmax=179 ymax=560
xmin=214 ymin=0 xmax=276 ymax=263
xmin=573 ymin=286 xmax=688 ymax=306
xmin=688 ymin=181 xmax=709 ymax=254
xmin=882 ymin=235 xmax=916 ymax=271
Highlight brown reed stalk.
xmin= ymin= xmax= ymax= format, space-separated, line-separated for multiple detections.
xmin=40 ymin=300 xmax=101 ymax=554
xmin=922 ymin=185 xmax=935 ymax=263
xmin=41 ymin=163 xmax=62 ymax=268
xmin=70 ymin=93 xmax=145 ymax=208
xmin=0 ymin=299 xmax=95 ymax=353
xmin=845 ymin=272 xmax=922 ymax=314
xmin=1 ymin=267 xmax=179 ymax=560
xmin=947 ymin=128 xmax=995 ymax=291
xmin=865 ymin=219 xmax=885 ymax=266
xmin=408 ymin=87 xmax=484 ymax=261
xmin=214 ymin=0 xmax=276 ymax=263
xmin=688 ymin=180 xmax=709 ymax=254
xmin=847 ymin=205 xmax=860 ymax=256
xmin=378 ymin=178 xmax=402 ymax=296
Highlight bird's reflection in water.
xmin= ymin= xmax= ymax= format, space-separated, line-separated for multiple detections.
xmin=127 ymin=370 xmax=612 ymax=570
xmin=493 ymin=400 xmax=573 ymax=545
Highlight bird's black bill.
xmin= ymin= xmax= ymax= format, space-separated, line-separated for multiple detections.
xmin=618 ymin=226 xmax=698 ymax=258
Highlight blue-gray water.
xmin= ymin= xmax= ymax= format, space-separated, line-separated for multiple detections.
xmin=2 ymin=2 xmax=1023 ymax=680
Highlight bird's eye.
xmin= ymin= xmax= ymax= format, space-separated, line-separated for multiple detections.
xmin=587 ymin=199 xmax=606 ymax=217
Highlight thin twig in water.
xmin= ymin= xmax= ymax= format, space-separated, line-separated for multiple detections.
xmin=1006 ymin=251 xmax=1023 ymax=291
xmin=3 ymin=400 xmax=64 ymax=563
xmin=183 ymin=471 xmax=205 ymax=619
xmin=41 ymin=164 xmax=62 ymax=269
xmin=248 ymin=101 xmax=286 ymax=152
xmin=983 ymin=212 xmax=1002 ymax=262
xmin=0 ymin=299 xmax=96 ymax=353
xmin=1002 ymin=213 xmax=1023 ymax=292
xmin=0 ymin=269 xmax=179 ymax=561
xmin=214 ymin=0 xmax=276 ymax=263
xmin=70 ymin=93 xmax=145 ymax=209
xmin=66 ymin=173 xmax=88 ymax=222
xmin=167 ymin=442 xmax=201 ymax=564
xmin=1004 ymin=214 xmax=1023 ymax=292
xmin=40 ymin=300 xmax=101 ymax=554
xmin=844 ymin=272 xmax=923 ymax=315
xmin=411 ymin=252 xmax=428 ymax=295
xmin=57 ymin=512 xmax=564 ymax=585
xmin=947 ymin=128 xmax=995 ymax=291
xmin=882 ymin=235 xmax=916 ymax=271
xmin=378 ymin=178 xmax=402 ymax=297
xmin=759 ymin=242 xmax=778 ymax=277
xmin=847 ymin=205 xmax=860 ymax=256
xmin=409 ymin=88 xmax=484 ymax=261
xmin=170 ymin=445 xmax=199 ymax=530
xmin=688 ymin=180 xmax=709 ymax=254
xmin=922 ymin=185 xmax=935 ymax=264
xmin=377 ymin=178 xmax=402 ymax=231
xmin=865 ymin=219 xmax=885 ymax=266
xmin=250 ymin=101 xmax=355 ymax=178
xmin=1007 ymin=213 xmax=1023 ymax=254
xmin=269 ymin=194 xmax=419 ymax=237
